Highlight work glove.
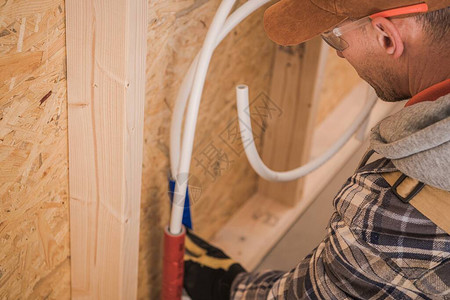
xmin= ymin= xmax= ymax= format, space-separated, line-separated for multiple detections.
xmin=184 ymin=229 xmax=246 ymax=300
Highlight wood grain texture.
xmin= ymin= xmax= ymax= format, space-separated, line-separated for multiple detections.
xmin=66 ymin=0 xmax=147 ymax=299
xmin=139 ymin=0 xmax=276 ymax=298
xmin=0 ymin=0 xmax=70 ymax=298
xmin=258 ymin=38 xmax=328 ymax=206
xmin=0 ymin=1 xmax=360 ymax=298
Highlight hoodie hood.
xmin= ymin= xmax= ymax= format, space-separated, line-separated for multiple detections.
xmin=370 ymin=94 xmax=450 ymax=191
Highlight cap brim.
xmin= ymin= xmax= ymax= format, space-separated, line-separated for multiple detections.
xmin=264 ymin=0 xmax=347 ymax=46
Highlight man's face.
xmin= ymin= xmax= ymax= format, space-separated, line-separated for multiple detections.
xmin=335 ymin=23 xmax=410 ymax=102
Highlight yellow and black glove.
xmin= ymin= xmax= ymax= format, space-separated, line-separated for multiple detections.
xmin=184 ymin=230 xmax=246 ymax=300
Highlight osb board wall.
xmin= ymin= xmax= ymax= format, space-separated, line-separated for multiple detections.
xmin=139 ymin=0 xmax=275 ymax=298
xmin=0 ymin=1 xmax=360 ymax=299
xmin=315 ymin=48 xmax=362 ymax=125
xmin=0 ymin=0 xmax=70 ymax=299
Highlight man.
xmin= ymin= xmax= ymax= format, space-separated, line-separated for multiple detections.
xmin=184 ymin=0 xmax=450 ymax=299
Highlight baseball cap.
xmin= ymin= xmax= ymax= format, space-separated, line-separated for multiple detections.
xmin=263 ymin=0 xmax=450 ymax=46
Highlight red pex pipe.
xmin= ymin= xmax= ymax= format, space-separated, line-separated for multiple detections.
xmin=161 ymin=226 xmax=185 ymax=300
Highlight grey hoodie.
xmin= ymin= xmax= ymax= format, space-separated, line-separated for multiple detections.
xmin=370 ymin=93 xmax=450 ymax=191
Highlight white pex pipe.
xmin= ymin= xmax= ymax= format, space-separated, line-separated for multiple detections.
xmin=170 ymin=0 xmax=272 ymax=177
xmin=236 ymin=84 xmax=377 ymax=181
xmin=169 ymin=0 xmax=238 ymax=234
xmin=169 ymin=0 xmax=377 ymax=234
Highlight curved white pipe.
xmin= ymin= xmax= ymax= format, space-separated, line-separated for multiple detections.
xmin=170 ymin=0 xmax=237 ymax=234
xmin=169 ymin=0 xmax=376 ymax=233
xmin=170 ymin=0 xmax=272 ymax=177
xmin=236 ymin=84 xmax=377 ymax=181
xmin=170 ymin=55 xmax=199 ymax=177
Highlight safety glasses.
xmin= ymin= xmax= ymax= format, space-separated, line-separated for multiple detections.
xmin=321 ymin=3 xmax=429 ymax=51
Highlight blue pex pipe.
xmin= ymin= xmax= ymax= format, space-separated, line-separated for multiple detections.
xmin=168 ymin=179 xmax=193 ymax=230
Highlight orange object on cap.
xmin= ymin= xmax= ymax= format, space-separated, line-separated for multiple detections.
xmin=263 ymin=0 xmax=450 ymax=46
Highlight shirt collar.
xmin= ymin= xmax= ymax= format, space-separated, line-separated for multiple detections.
xmin=405 ymin=79 xmax=450 ymax=107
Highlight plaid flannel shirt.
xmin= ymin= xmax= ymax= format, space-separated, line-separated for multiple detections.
xmin=231 ymin=157 xmax=450 ymax=299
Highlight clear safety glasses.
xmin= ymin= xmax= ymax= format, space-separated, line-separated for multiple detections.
xmin=321 ymin=17 xmax=371 ymax=51
xmin=321 ymin=3 xmax=429 ymax=52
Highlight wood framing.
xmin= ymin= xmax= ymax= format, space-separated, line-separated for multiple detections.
xmin=213 ymin=83 xmax=404 ymax=270
xmin=65 ymin=0 xmax=147 ymax=299
xmin=258 ymin=37 xmax=328 ymax=206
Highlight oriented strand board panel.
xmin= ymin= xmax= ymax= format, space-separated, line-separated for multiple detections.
xmin=139 ymin=0 xmax=276 ymax=298
xmin=0 ymin=0 xmax=70 ymax=299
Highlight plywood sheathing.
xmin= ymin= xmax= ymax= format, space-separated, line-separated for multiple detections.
xmin=0 ymin=0 xmax=70 ymax=299
xmin=139 ymin=0 xmax=275 ymax=298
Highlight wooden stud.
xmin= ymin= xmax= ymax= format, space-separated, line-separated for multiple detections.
xmin=258 ymin=37 xmax=328 ymax=206
xmin=66 ymin=0 xmax=147 ymax=299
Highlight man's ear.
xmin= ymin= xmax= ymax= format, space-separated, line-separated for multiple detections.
xmin=371 ymin=17 xmax=404 ymax=58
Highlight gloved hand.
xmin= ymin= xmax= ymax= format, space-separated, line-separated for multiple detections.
xmin=184 ymin=230 xmax=246 ymax=300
